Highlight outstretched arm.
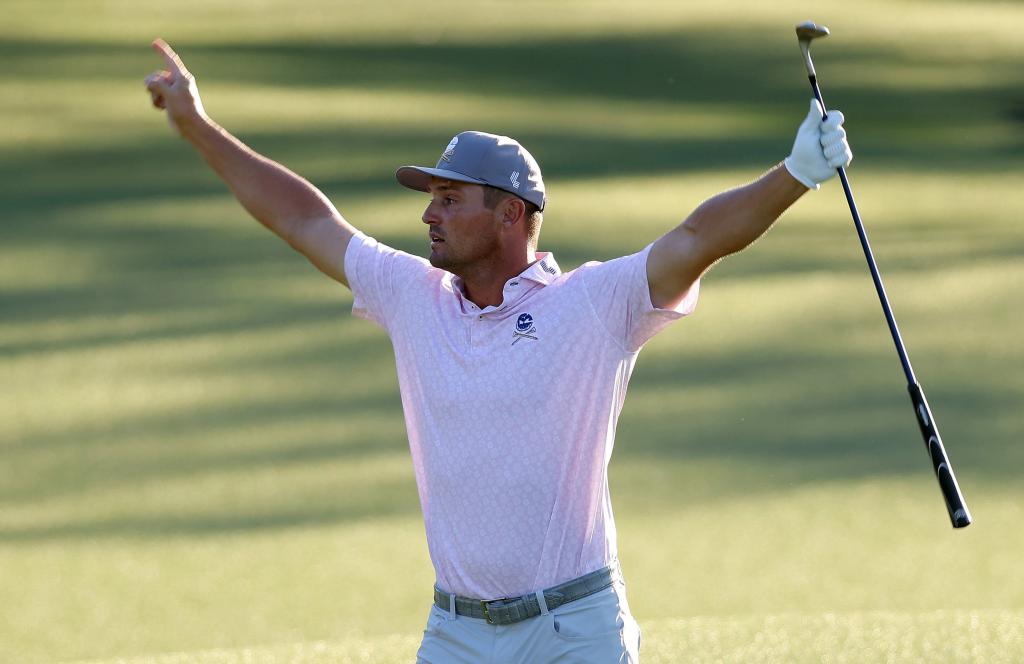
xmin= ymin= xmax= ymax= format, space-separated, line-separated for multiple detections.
xmin=144 ymin=39 xmax=356 ymax=286
xmin=647 ymin=100 xmax=852 ymax=309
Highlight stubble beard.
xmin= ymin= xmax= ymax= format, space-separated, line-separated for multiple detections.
xmin=430 ymin=225 xmax=501 ymax=275
xmin=430 ymin=244 xmax=482 ymax=276
xmin=428 ymin=245 xmax=456 ymax=271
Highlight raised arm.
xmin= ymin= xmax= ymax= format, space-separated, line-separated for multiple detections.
xmin=144 ymin=39 xmax=356 ymax=286
xmin=647 ymin=100 xmax=851 ymax=309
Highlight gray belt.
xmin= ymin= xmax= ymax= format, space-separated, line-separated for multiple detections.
xmin=433 ymin=564 xmax=620 ymax=625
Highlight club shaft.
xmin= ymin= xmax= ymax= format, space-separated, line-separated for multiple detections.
xmin=808 ymin=75 xmax=915 ymax=385
xmin=805 ymin=73 xmax=972 ymax=528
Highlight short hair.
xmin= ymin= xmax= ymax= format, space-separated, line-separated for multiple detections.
xmin=483 ymin=185 xmax=543 ymax=247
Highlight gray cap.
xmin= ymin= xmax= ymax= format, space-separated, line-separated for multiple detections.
xmin=396 ymin=131 xmax=546 ymax=210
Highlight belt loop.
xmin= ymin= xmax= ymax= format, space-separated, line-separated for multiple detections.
xmin=448 ymin=593 xmax=457 ymax=619
xmin=534 ymin=590 xmax=549 ymax=615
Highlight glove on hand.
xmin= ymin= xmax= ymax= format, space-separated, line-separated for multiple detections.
xmin=784 ymin=98 xmax=853 ymax=190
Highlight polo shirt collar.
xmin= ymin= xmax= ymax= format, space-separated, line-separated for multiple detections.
xmin=449 ymin=252 xmax=562 ymax=315
xmin=519 ymin=252 xmax=562 ymax=286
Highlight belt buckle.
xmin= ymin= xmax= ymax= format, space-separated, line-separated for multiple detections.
xmin=480 ymin=598 xmax=507 ymax=625
xmin=480 ymin=600 xmax=493 ymax=624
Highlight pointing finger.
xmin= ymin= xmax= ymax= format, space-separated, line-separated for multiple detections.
xmin=152 ymin=38 xmax=189 ymax=77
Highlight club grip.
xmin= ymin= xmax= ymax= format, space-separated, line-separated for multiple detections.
xmin=907 ymin=383 xmax=972 ymax=528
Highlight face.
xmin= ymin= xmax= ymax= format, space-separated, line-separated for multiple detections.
xmin=422 ymin=180 xmax=501 ymax=273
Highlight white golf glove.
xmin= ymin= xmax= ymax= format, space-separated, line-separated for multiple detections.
xmin=784 ymin=98 xmax=853 ymax=189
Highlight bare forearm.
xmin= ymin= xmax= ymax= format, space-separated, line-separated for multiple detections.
xmin=180 ymin=115 xmax=341 ymax=243
xmin=682 ymin=162 xmax=807 ymax=264
xmin=146 ymin=40 xmax=356 ymax=285
xmin=647 ymin=164 xmax=808 ymax=308
xmin=647 ymin=102 xmax=853 ymax=309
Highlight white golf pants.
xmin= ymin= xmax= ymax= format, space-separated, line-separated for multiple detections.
xmin=416 ymin=578 xmax=641 ymax=663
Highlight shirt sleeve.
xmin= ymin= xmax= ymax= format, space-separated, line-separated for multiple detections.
xmin=580 ymin=243 xmax=699 ymax=353
xmin=344 ymin=231 xmax=432 ymax=331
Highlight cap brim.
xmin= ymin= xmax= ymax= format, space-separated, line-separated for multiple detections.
xmin=395 ymin=166 xmax=488 ymax=193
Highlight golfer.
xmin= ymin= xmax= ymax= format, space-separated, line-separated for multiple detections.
xmin=145 ymin=38 xmax=851 ymax=663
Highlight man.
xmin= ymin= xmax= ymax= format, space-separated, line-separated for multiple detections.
xmin=145 ymin=38 xmax=851 ymax=663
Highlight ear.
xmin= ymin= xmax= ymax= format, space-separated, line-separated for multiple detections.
xmin=498 ymin=196 xmax=526 ymax=228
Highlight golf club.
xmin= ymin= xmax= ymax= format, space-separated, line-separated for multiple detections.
xmin=795 ymin=20 xmax=972 ymax=529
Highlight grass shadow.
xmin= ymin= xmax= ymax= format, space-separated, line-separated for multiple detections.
xmin=2 ymin=25 xmax=1020 ymax=543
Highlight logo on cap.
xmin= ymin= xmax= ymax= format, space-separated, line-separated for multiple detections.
xmin=441 ymin=136 xmax=459 ymax=162
xmin=510 ymin=171 xmax=520 ymax=190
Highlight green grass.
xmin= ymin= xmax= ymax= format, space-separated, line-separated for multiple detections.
xmin=70 ymin=610 xmax=1024 ymax=663
xmin=2 ymin=0 xmax=1023 ymax=662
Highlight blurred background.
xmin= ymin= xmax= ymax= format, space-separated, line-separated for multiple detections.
xmin=2 ymin=1 xmax=1021 ymax=662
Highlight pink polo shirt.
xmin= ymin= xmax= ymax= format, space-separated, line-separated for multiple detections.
xmin=344 ymin=232 xmax=698 ymax=599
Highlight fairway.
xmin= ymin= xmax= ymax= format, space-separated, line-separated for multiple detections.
xmin=3 ymin=1 xmax=1023 ymax=662
xmin=69 ymin=610 xmax=1024 ymax=663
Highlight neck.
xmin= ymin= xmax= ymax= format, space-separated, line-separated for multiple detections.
xmin=459 ymin=247 xmax=537 ymax=308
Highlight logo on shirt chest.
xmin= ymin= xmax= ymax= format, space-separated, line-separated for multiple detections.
xmin=512 ymin=312 xmax=538 ymax=346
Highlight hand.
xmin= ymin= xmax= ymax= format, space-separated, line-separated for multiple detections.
xmin=144 ymin=39 xmax=207 ymax=135
xmin=783 ymin=98 xmax=853 ymax=190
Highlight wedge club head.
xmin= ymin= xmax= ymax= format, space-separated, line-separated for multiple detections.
xmin=796 ymin=20 xmax=830 ymax=77
xmin=796 ymin=20 xmax=830 ymax=42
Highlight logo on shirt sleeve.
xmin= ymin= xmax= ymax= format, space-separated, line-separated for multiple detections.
xmin=512 ymin=312 xmax=538 ymax=345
